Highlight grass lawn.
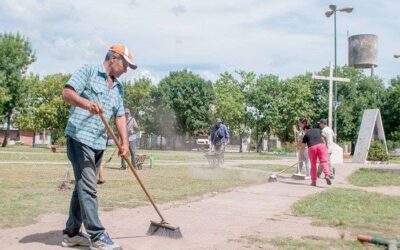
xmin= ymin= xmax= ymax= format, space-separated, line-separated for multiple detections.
xmin=292 ymin=188 xmax=400 ymax=239
xmin=349 ymin=168 xmax=400 ymax=187
xmin=0 ymin=145 xmax=281 ymax=162
xmin=233 ymin=235 xmax=380 ymax=250
xmin=390 ymin=156 xmax=400 ymax=164
xmin=0 ymin=162 xmax=267 ymax=229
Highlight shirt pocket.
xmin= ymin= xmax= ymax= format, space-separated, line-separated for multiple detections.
xmin=82 ymin=79 xmax=106 ymax=104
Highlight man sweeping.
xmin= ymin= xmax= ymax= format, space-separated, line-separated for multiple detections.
xmin=61 ymin=44 xmax=137 ymax=250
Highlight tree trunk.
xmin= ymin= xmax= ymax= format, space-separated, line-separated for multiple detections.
xmin=32 ymin=131 xmax=36 ymax=147
xmin=239 ymin=133 xmax=243 ymax=153
xmin=160 ymin=130 xmax=163 ymax=151
xmin=1 ymin=113 xmax=11 ymax=147
xmin=172 ymin=135 xmax=177 ymax=150
xmin=256 ymin=122 xmax=259 ymax=152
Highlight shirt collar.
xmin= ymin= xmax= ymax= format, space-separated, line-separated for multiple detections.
xmin=97 ymin=63 xmax=122 ymax=88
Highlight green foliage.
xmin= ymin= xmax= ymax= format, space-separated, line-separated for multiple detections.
xmin=123 ymin=77 xmax=152 ymax=118
xmin=55 ymin=136 xmax=67 ymax=146
xmin=382 ymin=76 xmax=400 ymax=140
xmin=0 ymin=72 xmax=11 ymax=117
xmin=248 ymin=73 xmax=315 ymax=143
xmin=367 ymin=140 xmax=389 ymax=161
xmin=386 ymin=140 xmax=400 ymax=151
xmin=0 ymin=33 xmax=36 ymax=146
xmin=213 ymin=72 xmax=246 ymax=136
xmin=334 ymin=66 xmax=385 ymax=142
xmin=14 ymin=73 xmax=70 ymax=144
xmin=158 ymin=69 xmax=214 ymax=135
xmin=145 ymin=85 xmax=176 ymax=141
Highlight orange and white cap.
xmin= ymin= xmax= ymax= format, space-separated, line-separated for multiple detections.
xmin=109 ymin=44 xmax=137 ymax=70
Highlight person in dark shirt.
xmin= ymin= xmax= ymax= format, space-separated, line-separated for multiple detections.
xmin=301 ymin=120 xmax=333 ymax=186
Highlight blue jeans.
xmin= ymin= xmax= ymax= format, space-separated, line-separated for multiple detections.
xmin=121 ymin=139 xmax=136 ymax=167
xmin=64 ymin=137 xmax=105 ymax=241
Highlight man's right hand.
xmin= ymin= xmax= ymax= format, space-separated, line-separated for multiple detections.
xmin=88 ymin=103 xmax=104 ymax=114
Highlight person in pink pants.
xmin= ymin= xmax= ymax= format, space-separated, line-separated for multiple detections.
xmin=301 ymin=119 xmax=333 ymax=186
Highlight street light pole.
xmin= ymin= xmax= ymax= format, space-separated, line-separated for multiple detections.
xmin=334 ymin=10 xmax=337 ymax=134
xmin=325 ymin=5 xmax=353 ymax=134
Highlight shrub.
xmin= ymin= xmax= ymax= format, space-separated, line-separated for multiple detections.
xmin=367 ymin=140 xmax=389 ymax=162
xmin=387 ymin=140 xmax=400 ymax=151
xmin=55 ymin=136 xmax=67 ymax=146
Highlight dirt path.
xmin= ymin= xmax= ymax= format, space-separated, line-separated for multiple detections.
xmin=1 ymin=162 xmax=399 ymax=250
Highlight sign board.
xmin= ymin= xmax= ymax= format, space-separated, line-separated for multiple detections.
xmin=330 ymin=143 xmax=343 ymax=164
xmin=353 ymin=109 xmax=388 ymax=163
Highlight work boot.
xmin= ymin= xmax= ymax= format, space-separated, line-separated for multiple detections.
xmin=90 ymin=233 xmax=122 ymax=250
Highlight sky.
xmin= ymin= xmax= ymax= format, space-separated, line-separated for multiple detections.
xmin=1 ymin=0 xmax=399 ymax=84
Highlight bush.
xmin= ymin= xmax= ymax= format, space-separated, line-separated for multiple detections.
xmin=271 ymin=147 xmax=285 ymax=153
xmin=367 ymin=140 xmax=389 ymax=162
xmin=387 ymin=140 xmax=400 ymax=151
xmin=55 ymin=136 xmax=67 ymax=146
xmin=389 ymin=131 xmax=400 ymax=141
xmin=282 ymin=142 xmax=297 ymax=153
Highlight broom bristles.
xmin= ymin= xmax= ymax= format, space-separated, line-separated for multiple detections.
xmin=147 ymin=221 xmax=182 ymax=239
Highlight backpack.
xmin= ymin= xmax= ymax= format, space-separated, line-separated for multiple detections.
xmin=216 ymin=128 xmax=224 ymax=139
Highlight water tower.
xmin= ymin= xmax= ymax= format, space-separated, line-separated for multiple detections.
xmin=348 ymin=34 xmax=378 ymax=76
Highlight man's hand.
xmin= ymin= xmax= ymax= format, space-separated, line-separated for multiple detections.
xmin=88 ymin=103 xmax=104 ymax=114
xmin=119 ymin=144 xmax=130 ymax=160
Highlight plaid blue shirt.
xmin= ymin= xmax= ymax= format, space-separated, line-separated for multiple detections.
xmin=65 ymin=63 xmax=125 ymax=150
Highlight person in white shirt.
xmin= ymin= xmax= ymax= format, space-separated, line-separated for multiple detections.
xmin=121 ymin=108 xmax=140 ymax=170
xmin=318 ymin=118 xmax=336 ymax=177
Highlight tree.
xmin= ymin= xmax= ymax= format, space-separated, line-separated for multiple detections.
xmin=144 ymin=85 xmax=176 ymax=149
xmin=15 ymin=73 xmax=70 ymax=145
xmin=0 ymin=33 xmax=36 ymax=147
xmin=213 ymin=72 xmax=246 ymax=137
xmin=382 ymin=76 xmax=400 ymax=141
xmin=123 ymin=77 xmax=152 ymax=118
xmin=334 ymin=66 xmax=385 ymax=142
xmin=0 ymin=72 xmax=11 ymax=120
xmin=159 ymin=70 xmax=214 ymax=136
xmin=247 ymin=74 xmax=280 ymax=150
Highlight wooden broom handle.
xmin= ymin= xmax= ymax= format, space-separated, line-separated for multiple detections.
xmin=99 ymin=113 xmax=166 ymax=222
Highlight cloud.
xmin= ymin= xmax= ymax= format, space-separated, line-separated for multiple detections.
xmin=1 ymin=0 xmax=399 ymax=83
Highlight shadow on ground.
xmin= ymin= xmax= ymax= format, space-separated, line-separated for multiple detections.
xmin=19 ymin=230 xmax=63 ymax=246
xmin=279 ymin=180 xmax=328 ymax=188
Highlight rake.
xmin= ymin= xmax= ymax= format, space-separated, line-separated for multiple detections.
xmin=99 ymin=113 xmax=182 ymax=239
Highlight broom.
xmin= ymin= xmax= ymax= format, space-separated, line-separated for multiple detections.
xmin=99 ymin=113 xmax=182 ymax=239
xmin=268 ymin=162 xmax=298 ymax=182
